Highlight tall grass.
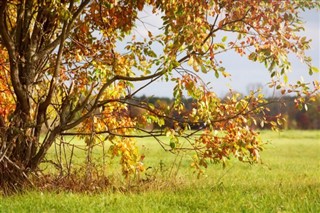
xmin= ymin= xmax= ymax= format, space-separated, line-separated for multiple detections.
xmin=1 ymin=130 xmax=319 ymax=212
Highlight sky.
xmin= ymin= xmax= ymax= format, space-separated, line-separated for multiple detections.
xmin=118 ymin=7 xmax=320 ymax=98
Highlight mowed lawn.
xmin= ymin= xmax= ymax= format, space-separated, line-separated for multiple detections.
xmin=1 ymin=130 xmax=319 ymax=212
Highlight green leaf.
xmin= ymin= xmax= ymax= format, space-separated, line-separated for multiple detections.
xmin=268 ymin=60 xmax=276 ymax=71
xmin=248 ymin=52 xmax=257 ymax=61
xmin=170 ymin=141 xmax=176 ymax=149
xmin=217 ymin=43 xmax=226 ymax=49
xmin=147 ymin=50 xmax=157 ymax=58
xmin=175 ymin=6 xmax=184 ymax=16
xmin=201 ymin=65 xmax=208 ymax=73
xmin=283 ymin=75 xmax=288 ymax=83
xmin=215 ymin=71 xmax=219 ymax=78
xmin=222 ymin=36 xmax=227 ymax=42
xmin=309 ymin=66 xmax=319 ymax=75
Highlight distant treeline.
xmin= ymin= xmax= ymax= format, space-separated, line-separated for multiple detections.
xmin=132 ymin=95 xmax=320 ymax=130
xmin=264 ymin=96 xmax=320 ymax=130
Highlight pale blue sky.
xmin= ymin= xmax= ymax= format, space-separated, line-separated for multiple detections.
xmin=119 ymin=8 xmax=319 ymax=98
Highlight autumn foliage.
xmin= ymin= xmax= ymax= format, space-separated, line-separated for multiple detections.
xmin=0 ymin=0 xmax=319 ymax=195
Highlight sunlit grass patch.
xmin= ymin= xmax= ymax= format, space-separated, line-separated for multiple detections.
xmin=1 ymin=130 xmax=319 ymax=212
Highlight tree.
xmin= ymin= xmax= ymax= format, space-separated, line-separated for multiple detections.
xmin=0 ymin=0 xmax=319 ymax=194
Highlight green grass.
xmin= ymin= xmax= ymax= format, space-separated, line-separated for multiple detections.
xmin=1 ymin=130 xmax=319 ymax=212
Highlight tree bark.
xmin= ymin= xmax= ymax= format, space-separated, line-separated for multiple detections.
xmin=0 ymin=159 xmax=29 ymax=195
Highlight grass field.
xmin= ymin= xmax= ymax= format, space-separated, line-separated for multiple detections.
xmin=1 ymin=130 xmax=319 ymax=212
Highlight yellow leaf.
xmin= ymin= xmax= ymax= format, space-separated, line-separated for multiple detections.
xmin=75 ymin=53 xmax=82 ymax=62
xmin=187 ymin=56 xmax=194 ymax=66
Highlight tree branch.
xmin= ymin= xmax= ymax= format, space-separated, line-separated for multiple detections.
xmin=0 ymin=1 xmax=14 ymax=54
xmin=35 ymin=0 xmax=90 ymax=58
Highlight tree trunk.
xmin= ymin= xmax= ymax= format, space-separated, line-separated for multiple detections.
xmin=0 ymin=161 xmax=29 ymax=195
xmin=0 ymin=108 xmax=37 ymax=195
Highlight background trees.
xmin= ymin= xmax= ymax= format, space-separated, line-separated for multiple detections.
xmin=0 ymin=0 xmax=319 ymax=194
